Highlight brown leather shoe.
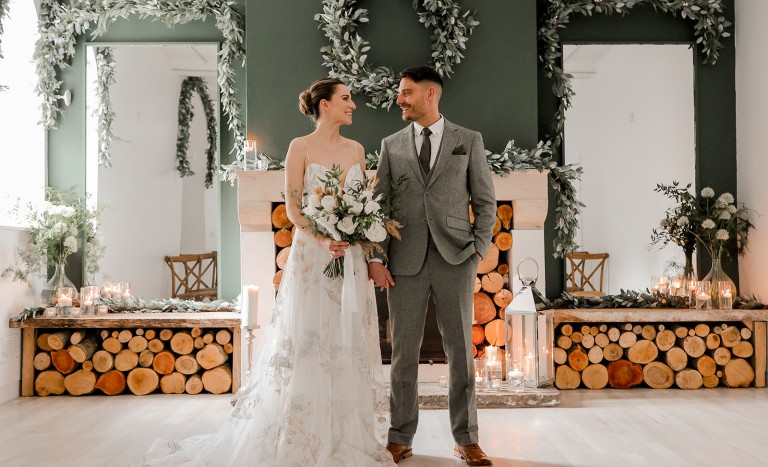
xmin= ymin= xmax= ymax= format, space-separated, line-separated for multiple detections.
xmin=454 ymin=443 xmax=493 ymax=466
xmin=386 ymin=442 xmax=413 ymax=463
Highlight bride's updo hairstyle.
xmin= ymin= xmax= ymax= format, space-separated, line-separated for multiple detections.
xmin=299 ymin=78 xmax=345 ymax=121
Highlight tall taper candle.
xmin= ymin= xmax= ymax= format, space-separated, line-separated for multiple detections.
xmin=242 ymin=285 xmax=259 ymax=328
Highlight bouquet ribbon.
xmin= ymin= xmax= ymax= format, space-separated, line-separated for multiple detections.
xmin=339 ymin=245 xmax=364 ymax=347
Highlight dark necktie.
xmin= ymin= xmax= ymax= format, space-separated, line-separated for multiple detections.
xmin=419 ymin=127 xmax=432 ymax=174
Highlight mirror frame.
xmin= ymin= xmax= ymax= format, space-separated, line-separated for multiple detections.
xmin=536 ymin=0 xmax=737 ymax=299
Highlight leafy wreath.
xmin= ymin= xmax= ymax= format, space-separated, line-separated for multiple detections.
xmin=539 ymin=0 xmax=732 ymax=147
xmin=315 ymin=0 xmax=479 ymax=110
xmin=34 ymin=0 xmax=246 ymax=170
xmin=176 ymin=76 xmax=219 ymax=188
xmin=93 ymin=46 xmax=116 ymax=167
xmin=0 ymin=0 xmax=10 ymax=92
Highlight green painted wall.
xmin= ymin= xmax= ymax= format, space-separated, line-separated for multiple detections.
xmin=48 ymin=1 xmax=737 ymax=300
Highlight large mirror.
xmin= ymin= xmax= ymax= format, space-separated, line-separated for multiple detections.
xmin=563 ymin=44 xmax=696 ymax=294
xmin=85 ymin=44 xmax=220 ymax=300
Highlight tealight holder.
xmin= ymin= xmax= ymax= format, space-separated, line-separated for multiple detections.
xmin=473 ymin=358 xmax=487 ymax=390
xmin=695 ymin=281 xmax=712 ymax=310
xmin=56 ymin=287 xmax=75 ymax=317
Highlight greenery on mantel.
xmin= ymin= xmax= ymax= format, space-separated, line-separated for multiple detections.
xmin=93 ymin=46 xmax=116 ymax=167
xmin=552 ymin=290 xmax=767 ymax=310
xmin=538 ymin=0 xmax=732 ymax=147
xmin=11 ymin=297 xmax=238 ymax=322
xmin=315 ymin=0 xmax=479 ymax=110
xmin=176 ymin=76 xmax=218 ymax=188
xmin=34 ymin=0 xmax=246 ymax=173
xmin=0 ymin=0 xmax=9 ymax=91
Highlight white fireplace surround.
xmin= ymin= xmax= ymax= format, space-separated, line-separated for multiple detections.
xmin=237 ymin=169 xmax=549 ymax=379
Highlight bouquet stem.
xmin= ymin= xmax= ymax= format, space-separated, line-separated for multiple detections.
xmin=323 ymin=257 xmax=344 ymax=279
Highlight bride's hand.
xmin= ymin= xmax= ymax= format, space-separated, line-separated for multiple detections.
xmin=319 ymin=238 xmax=349 ymax=259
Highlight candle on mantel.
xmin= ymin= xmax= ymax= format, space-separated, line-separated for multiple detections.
xmin=242 ymin=285 xmax=259 ymax=328
xmin=58 ymin=295 xmax=72 ymax=307
xmin=475 ymin=371 xmax=483 ymax=384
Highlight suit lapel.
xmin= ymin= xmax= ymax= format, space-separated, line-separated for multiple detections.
xmin=427 ymin=120 xmax=459 ymax=188
xmin=399 ymin=124 xmax=426 ymax=186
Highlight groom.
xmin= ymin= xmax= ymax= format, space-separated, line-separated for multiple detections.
xmin=369 ymin=66 xmax=496 ymax=466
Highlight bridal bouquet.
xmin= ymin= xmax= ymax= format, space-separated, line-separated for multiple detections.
xmin=297 ymin=164 xmax=404 ymax=278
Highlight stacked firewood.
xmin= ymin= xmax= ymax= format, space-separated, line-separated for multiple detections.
xmin=472 ymin=203 xmax=514 ymax=358
xmin=33 ymin=327 xmax=234 ymax=396
xmin=272 ymin=203 xmax=294 ymax=290
xmin=554 ymin=322 xmax=756 ymax=389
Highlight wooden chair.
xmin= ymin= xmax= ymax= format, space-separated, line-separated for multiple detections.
xmin=565 ymin=251 xmax=609 ymax=297
xmin=164 ymin=251 xmax=218 ymax=301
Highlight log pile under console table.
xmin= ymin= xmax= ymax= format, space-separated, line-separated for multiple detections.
xmin=9 ymin=312 xmax=242 ymax=397
xmin=552 ymin=309 xmax=767 ymax=390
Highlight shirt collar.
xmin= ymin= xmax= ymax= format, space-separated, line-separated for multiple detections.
xmin=413 ymin=115 xmax=445 ymax=138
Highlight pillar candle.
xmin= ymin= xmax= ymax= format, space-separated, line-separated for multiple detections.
xmin=242 ymin=285 xmax=259 ymax=328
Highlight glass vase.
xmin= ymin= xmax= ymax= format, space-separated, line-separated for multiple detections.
xmin=41 ymin=263 xmax=76 ymax=305
xmin=701 ymin=248 xmax=735 ymax=311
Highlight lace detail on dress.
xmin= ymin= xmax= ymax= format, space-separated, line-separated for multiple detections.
xmin=139 ymin=162 xmax=393 ymax=467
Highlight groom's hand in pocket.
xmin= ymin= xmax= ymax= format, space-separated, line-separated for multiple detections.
xmin=368 ymin=262 xmax=395 ymax=291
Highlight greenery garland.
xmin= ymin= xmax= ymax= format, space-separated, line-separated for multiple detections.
xmin=176 ymin=76 xmax=219 ymax=188
xmin=552 ymin=290 xmax=768 ymax=310
xmin=93 ymin=46 xmax=116 ymax=167
xmin=34 ymin=0 xmax=246 ymax=175
xmin=0 ymin=0 xmax=9 ymax=91
xmin=315 ymin=0 xmax=479 ymax=110
xmin=538 ymin=0 xmax=732 ymax=147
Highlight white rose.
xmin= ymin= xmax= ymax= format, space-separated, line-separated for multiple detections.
xmin=701 ymin=219 xmax=716 ymax=229
xmin=316 ymin=215 xmax=340 ymax=240
xmin=337 ymin=216 xmax=358 ymax=235
xmin=342 ymin=193 xmax=356 ymax=205
xmin=320 ymin=195 xmax=337 ymax=211
xmin=701 ymin=187 xmax=715 ymax=198
xmin=716 ymin=229 xmax=729 ymax=241
xmin=349 ymin=200 xmax=364 ymax=215
xmin=364 ymin=200 xmax=381 ymax=215
xmin=364 ymin=222 xmax=387 ymax=242
xmin=361 ymin=189 xmax=375 ymax=201
xmin=676 ymin=216 xmax=689 ymax=227
xmin=302 ymin=205 xmax=317 ymax=216
xmin=308 ymin=194 xmax=321 ymax=208
xmin=64 ymin=235 xmax=78 ymax=253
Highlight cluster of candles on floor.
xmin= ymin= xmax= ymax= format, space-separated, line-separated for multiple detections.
xmin=43 ymin=281 xmax=132 ymax=318
xmin=652 ymin=275 xmax=732 ymax=310
xmin=443 ymin=346 xmax=537 ymax=393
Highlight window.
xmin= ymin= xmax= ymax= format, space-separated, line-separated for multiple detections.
xmin=0 ymin=0 xmax=45 ymax=227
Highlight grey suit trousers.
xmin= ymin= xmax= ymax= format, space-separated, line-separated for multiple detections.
xmin=387 ymin=245 xmax=480 ymax=446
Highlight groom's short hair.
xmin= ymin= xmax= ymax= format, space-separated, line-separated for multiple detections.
xmin=399 ymin=66 xmax=443 ymax=88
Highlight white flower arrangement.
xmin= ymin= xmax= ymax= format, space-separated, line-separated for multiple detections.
xmin=294 ymin=164 xmax=404 ymax=278
xmin=2 ymin=188 xmax=105 ymax=284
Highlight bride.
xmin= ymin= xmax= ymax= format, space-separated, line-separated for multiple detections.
xmin=141 ymin=78 xmax=396 ymax=466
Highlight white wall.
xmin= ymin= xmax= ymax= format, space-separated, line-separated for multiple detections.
xmin=735 ymin=0 xmax=768 ymax=301
xmin=564 ymin=45 xmax=696 ymax=293
xmin=94 ymin=46 xmax=218 ymax=299
xmin=0 ymin=229 xmax=41 ymax=404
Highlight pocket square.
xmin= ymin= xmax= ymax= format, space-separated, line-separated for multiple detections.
xmin=452 ymin=145 xmax=466 ymax=155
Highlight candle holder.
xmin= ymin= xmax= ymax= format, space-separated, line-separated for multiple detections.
xmin=96 ymin=304 xmax=109 ymax=315
xmin=80 ymin=286 xmax=99 ymax=315
xmin=243 ymin=325 xmax=261 ymax=378
xmin=695 ymin=281 xmax=712 ymax=310
xmin=719 ymin=281 xmax=733 ymax=310
xmin=486 ymin=360 xmax=503 ymax=391
xmin=56 ymin=287 xmax=75 ymax=317
xmin=473 ymin=358 xmax=487 ymax=391
xmin=506 ymin=357 xmax=524 ymax=391
xmin=438 ymin=375 xmax=448 ymax=389
xmin=118 ymin=281 xmax=132 ymax=300
xmin=686 ymin=279 xmax=698 ymax=309
xmin=44 ymin=307 xmax=57 ymax=318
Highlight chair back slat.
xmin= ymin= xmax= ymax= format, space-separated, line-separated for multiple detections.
xmin=164 ymin=251 xmax=218 ymax=301
xmin=565 ymin=251 xmax=609 ymax=297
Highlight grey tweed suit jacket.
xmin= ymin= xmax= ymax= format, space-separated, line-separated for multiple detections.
xmin=375 ymin=119 xmax=497 ymax=276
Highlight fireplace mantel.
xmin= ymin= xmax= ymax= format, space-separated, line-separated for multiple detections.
xmin=236 ymin=170 xmax=549 ymax=231
xmin=236 ymin=169 xmax=550 ymax=330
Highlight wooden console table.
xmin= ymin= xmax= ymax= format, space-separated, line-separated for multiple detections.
xmin=9 ymin=312 xmax=242 ymax=396
xmin=552 ymin=309 xmax=767 ymax=389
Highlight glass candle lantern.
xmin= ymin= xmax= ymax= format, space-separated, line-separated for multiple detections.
xmin=504 ymin=287 xmax=554 ymax=387
xmin=719 ymin=281 xmax=733 ymax=310
xmin=56 ymin=287 xmax=75 ymax=317
xmin=695 ymin=280 xmax=712 ymax=310
xmin=473 ymin=358 xmax=487 ymax=390
xmin=80 ymin=286 xmax=99 ymax=316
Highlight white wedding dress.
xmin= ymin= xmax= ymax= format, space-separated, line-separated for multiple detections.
xmin=141 ymin=163 xmax=395 ymax=467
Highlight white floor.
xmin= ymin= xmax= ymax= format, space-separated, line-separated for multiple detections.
xmin=1 ymin=388 xmax=767 ymax=466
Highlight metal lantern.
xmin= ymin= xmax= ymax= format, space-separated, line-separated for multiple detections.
xmin=504 ymin=259 xmax=554 ymax=388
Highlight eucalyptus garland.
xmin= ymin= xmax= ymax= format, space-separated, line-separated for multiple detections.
xmin=0 ymin=0 xmax=10 ymax=92
xmin=93 ymin=46 xmax=116 ymax=167
xmin=34 ymin=0 xmax=245 ymax=175
xmin=552 ymin=290 xmax=768 ymax=310
xmin=538 ymin=0 xmax=732 ymax=147
xmin=176 ymin=76 xmax=218 ymax=188
xmin=315 ymin=0 xmax=478 ymax=110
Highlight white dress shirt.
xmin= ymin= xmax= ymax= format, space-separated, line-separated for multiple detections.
xmin=413 ymin=116 xmax=445 ymax=170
